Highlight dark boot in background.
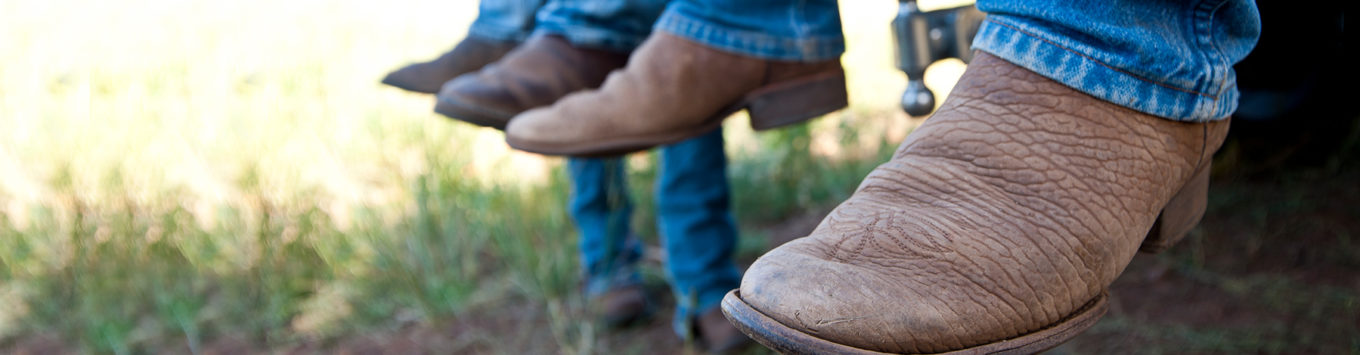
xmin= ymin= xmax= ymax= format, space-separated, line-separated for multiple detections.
xmin=434 ymin=35 xmax=629 ymax=129
xmin=591 ymin=284 xmax=651 ymax=328
xmin=381 ymin=37 xmax=517 ymax=94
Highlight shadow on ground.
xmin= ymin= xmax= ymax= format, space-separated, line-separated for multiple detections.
xmin=330 ymin=119 xmax=1359 ymax=354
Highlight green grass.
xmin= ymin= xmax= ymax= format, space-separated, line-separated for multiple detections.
xmin=0 ymin=0 xmax=943 ymax=352
xmin=17 ymin=1 xmax=1352 ymax=354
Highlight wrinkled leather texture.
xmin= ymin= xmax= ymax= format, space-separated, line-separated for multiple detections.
xmin=506 ymin=32 xmax=841 ymax=148
xmin=437 ymin=35 xmax=629 ymax=118
xmin=739 ymin=52 xmax=1229 ymax=354
xmin=381 ymin=37 xmax=516 ymax=94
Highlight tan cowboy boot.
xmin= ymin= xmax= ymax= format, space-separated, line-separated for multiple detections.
xmin=381 ymin=37 xmax=517 ymax=94
xmin=721 ymin=52 xmax=1229 ymax=354
xmin=435 ymin=35 xmax=629 ymax=129
xmin=505 ymin=32 xmax=848 ymax=156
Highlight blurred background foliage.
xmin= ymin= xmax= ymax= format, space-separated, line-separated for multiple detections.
xmin=1 ymin=0 xmax=1356 ymax=354
xmin=0 ymin=0 xmax=955 ymax=352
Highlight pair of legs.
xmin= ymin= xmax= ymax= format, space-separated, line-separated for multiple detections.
xmin=469 ymin=0 xmax=747 ymax=344
xmin=568 ymin=129 xmax=741 ymax=338
xmin=383 ymin=0 xmax=767 ymax=349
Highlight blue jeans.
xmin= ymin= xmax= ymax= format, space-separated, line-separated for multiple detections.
xmin=467 ymin=0 xmax=545 ymax=43
xmin=655 ymin=0 xmax=845 ymax=61
xmin=568 ymin=129 xmax=742 ymax=335
xmin=974 ymin=0 xmax=1261 ymax=121
xmin=470 ymin=0 xmax=1260 ymax=120
xmin=469 ymin=0 xmax=743 ymax=335
xmin=466 ymin=0 xmax=844 ymax=60
xmin=468 ymin=0 xmax=667 ymax=53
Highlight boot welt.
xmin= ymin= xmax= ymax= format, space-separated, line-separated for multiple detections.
xmin=720 ymin=290 xmax=1108 ymax=355
xmin=507 ymin=112 xmax=727 ymax=157
xmin=435 ymin=95 xmax=518 ymax=130
xmin=506 ymin=70 xmax=848 ymax=157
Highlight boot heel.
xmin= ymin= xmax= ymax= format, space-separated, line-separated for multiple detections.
xmin=745 ymin=70 xmax=849 ymax=130
xmin=1140 ymin=163 xmax=1212 ymax=253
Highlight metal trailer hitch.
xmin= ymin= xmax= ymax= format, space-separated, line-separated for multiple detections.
xmin=892 ymin=0 xmax=985 ymax=116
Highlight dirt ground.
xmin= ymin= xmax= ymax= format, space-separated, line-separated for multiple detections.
xmin=315 ymin=145 xmax=1359 ymax=355
xmin=7 ymin=127 xmax=1357 ymax=355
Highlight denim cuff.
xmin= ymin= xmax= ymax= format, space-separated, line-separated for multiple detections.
xmin=972 ymin=17 xmax=1238 ymax=122
xmin=654 ymin=9 xmax=844 ymax=62
xmin=532 ymin=25 xmax=647 ymax=54
xmin=467 ymin=21 xmax=534 ymax=44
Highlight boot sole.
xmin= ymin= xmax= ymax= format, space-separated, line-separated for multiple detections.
xmin=722 ymin=290 xmax=1107 ymax=355
xmin=434 ymin=95 xmax=516 ymax=130
xmin=506 ymin=69 xmax=848 ymax=157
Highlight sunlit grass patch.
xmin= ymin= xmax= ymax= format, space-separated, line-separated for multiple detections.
xmin=0 ymin=0 xmax=951 ymax=352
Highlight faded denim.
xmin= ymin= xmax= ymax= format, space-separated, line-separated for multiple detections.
xmin=468 ymin=0 xmax=845 ymax=60
xmin=655 ymin=0 xmax=846 ymax=61
xmin=534 ymin=0 xmax=669 ymax=53
xmin=474 ymin=0 xmax=1260 ymax=119
xmin=569 ymin=129 xmax=741 ymax=335
xmin=467 ymin=0 xmax=546 ymax=42
xmin=973 ymin=0 xmax=1262 ymax=121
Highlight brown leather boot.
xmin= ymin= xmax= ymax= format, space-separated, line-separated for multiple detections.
xmin=434 ymin=35 xmax=629 ymax=130
xmin=721 ymin=52 xmax=1230 ymax=354
xmin=505 ymin=32 xmax=847 ymax=156
xmin=695 ymin=307 xmax=753 ymax=354
xmin=381 ymin=37 xmax=517 ymax=94
xmin=591 ymin=284 xmax=651 ymax=328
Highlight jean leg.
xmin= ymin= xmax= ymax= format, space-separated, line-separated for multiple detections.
xmin=567 ymin=157 xmax=643 ymax=296
xmin=467 ymin=0 xmax=548 ymax=43
xmin=655 ymin=128 xmax=742 ymax=335
xmin=532 ymin=0 xmax=670 ymax=53
xmin=973 ymin=0 xmax=1261 ymax=121
xmin=654 ymin=0 xmax=844 ymax=61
